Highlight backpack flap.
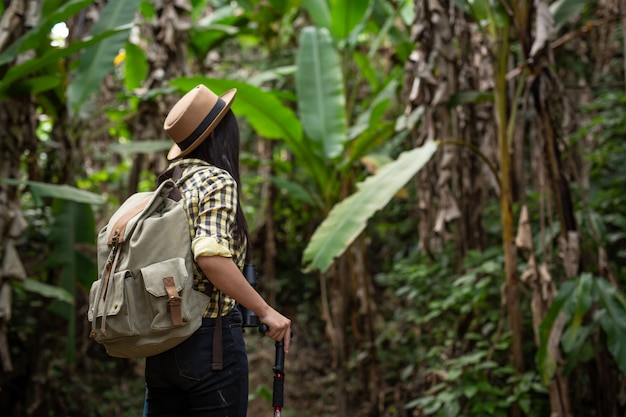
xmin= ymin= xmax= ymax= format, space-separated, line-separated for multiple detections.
xmin=140 ymin=257 xmax=190 ymax=329
xmin=141 ymin=257 xmax=186 ymax=296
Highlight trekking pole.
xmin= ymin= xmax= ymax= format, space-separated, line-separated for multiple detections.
xmin=260 ymin=324 xmax=289 ymax=417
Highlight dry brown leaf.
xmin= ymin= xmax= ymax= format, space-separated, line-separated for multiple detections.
xmin=538 ymin=262 xmax=556 ymax=301
xmin=1 ymin=241 xmax=26 ymax=281
xmin=515 ymin=205 xmax=533 ymax=250
xmin=547 ymin=313 xmax=567 ymax=365
xmin=519 ymin=253 xmax=537 ymax=284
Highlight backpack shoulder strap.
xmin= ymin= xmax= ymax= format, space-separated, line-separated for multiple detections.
xmin=157 ymin=166 xmax=183 ymax=201
xmin=157 ymin=164 xmax=211 ymax=202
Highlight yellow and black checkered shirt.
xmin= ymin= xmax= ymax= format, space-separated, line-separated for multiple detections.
xmin=168 ymin=158 xmax=247 ymax=318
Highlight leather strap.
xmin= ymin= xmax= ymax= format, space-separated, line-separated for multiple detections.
xmin=107 ymin=198 xmax=150 ymax=245
xmin=163 ymin=276 xmax=182 ymax=326
xmin=157 ymin=166 xmax=183 ymax=201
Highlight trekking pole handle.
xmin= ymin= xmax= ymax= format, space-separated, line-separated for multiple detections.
xmin=259 ymin=324 xmax=290 ymax=410
xmin=259 ymin=324 xmax=290 ymax=369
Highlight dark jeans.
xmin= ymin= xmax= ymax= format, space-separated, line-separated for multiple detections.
xmin=145 ymin=309 xmax=248 ymax=417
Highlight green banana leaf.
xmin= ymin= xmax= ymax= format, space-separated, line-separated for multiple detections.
xmin=247 ymin=65 xmax=296 ymax=87
xmin=0 ymin=0 xmax=95 ymax=66
xmin=537 ymin=274 xmax=626 ymax=384
xmin=301 ymin=0 xmax=332 ymax=31
xmin=536 ymin=276 xmax=577 ymax=385
xmin=561 ymin=274 xmax=594 ymax=354
xmin=551 ymin=0 xmax=589 ymax=30
xmin=329 ymin=0 xmax=372 ymax=41
xmin=189 ymin=3 xmax=243 ymax=58
xmin=110 ymin=140 xmax=172 ymax=155
xmin=594 ymin=277 xmax=626 ymax=375
xmin=20 ymin=279 xmax=74 ymax=304
xmin=0 ymin=25 xmax=132 ymax=97
xmin=296 ymin=26 xmax=347 ymax=160
xmin=302 ymin=140 xmax=438 ymax=273
xmin=123 ymin=41 xmax=148 ymax=93
xmin=0 ymin=179 xmax=105 ymax=205
xmin=67 ymin=0 xmax=142 ymax=116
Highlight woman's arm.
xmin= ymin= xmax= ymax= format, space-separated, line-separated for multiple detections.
xmin=197 ymin=254 xmax=292 ymax=352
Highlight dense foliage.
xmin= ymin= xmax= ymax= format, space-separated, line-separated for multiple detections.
xmin=0 ymin=1 xmax=625 ymax=416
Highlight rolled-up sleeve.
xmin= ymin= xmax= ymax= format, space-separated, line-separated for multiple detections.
xmin=191 ymin=173 xmax=237 ymax=260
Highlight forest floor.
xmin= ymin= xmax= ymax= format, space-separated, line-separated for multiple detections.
xmin=246 ymin=330 xmax=336 ymax=417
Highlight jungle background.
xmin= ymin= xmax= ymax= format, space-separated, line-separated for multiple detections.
xmin=1 ymin=0 xmax=625 ymax=416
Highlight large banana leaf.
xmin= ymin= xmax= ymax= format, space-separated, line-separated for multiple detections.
xmin=296 ymin=27 xmax=347 ymax=160
xmin=302 ymin=140 xmax=438 ymax=273
xmin=595 ymin=277 xmax=626 ymax=375
xmin=329 ymin=0 xmax=371 ymax=41
xmin=0 ymin=25 xmax=132 ymax=98
xmin=0 ymin=0 xmax=95 ymax=66
xmin=123 ymin=41 xmax=148 ymax=93
xmin=67 ymin=0 xmax=142 ymax=116
xmin=20 ymin=279 xmax=73 ymax=304
xmin=537 ymin=274 xmax=626 ymax=384
xmin=110 ymin=140 xmax=172 ymax=155
xmin=0 ymin=179 xmax=105 ymax=205
xmin=190 ymin=2 xmax=244 ymax=58
xmin=550 ymin=0 xmax=588 ymax=30
xmin=536 ymin=274 xmax=578 ymax=385
xmin=301 ymin=0 xmax=332 ymax=31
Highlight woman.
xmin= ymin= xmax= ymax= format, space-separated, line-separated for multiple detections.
xmin=145 ymin=84 xmax=291 ymax=416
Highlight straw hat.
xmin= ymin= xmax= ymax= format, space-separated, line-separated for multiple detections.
xmin=164 ymin=84 xmax=237 ymax=160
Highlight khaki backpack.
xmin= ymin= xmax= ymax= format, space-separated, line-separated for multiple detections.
xmin=88 ymin=168 xmax=210 ymax=358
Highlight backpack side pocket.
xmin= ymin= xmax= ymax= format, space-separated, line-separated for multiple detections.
xmin=141 ymin=257 xmax=192 ymax=331
xmin=88 ymin=270 xmax=138 ymax=342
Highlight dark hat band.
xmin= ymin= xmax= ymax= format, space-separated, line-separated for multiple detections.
xmin=177 ymin=98 xmax=226 ymax=151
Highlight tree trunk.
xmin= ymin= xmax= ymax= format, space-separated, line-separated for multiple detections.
xmin=0 ymin=0 xmax=40 ymax=376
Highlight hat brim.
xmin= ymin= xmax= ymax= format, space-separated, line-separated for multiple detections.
xmin=166 ymin=88 xmax=237 ymax=161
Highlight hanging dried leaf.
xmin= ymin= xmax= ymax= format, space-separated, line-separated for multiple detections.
xmin=520 ymin=254 xmax=537 ymax=284
xmin=1 ymin=241 xmax=26 ymax=281
xmin=538 ymin=262 xmax=556 ymax=301
xmin=515 ymin=204 xmax=533 ymax=250
xmin=433 ymin=185 xmax=460 ymax=236
xmin=521 ymin=255 xmax=544 ymax=344
xmin=7 ymin=208 xmax=26 ymax=238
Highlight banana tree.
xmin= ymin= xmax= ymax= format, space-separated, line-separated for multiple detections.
xmin=292 ymin=1 xmax=427 ymax=414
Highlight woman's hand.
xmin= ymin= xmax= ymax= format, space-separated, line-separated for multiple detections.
xmin=259 ymin=307 xmax=292 ymax=353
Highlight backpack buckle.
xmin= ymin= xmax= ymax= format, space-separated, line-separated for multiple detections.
xmin=163 ymin=276 xmax=183 ymax=326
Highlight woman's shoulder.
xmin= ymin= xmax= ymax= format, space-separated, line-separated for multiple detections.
xmin=177 ymin=160 xmax=235 ymax=188
xmin=173 ymin=159 xmax=230 ymax=178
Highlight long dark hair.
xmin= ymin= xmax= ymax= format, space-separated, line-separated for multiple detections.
xmin=187 ymin=109 xmax=249 ymax=252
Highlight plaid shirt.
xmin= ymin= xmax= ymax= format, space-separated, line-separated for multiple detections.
xmin=168 ymin=158 xmax=247 ymax=318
